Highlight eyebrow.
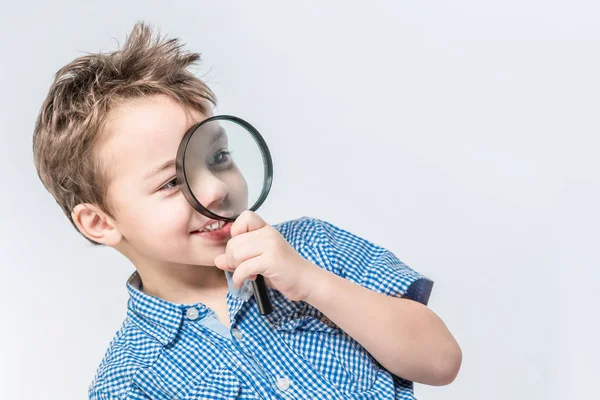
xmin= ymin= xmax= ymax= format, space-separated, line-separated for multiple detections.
xmin=143 ymin=159 xmax=176 ymax=181
xmin=143 ymin=126 xmax=226 ymax=181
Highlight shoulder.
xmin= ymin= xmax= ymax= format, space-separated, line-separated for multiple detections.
xmin=273 ymin=215 xmax=364 ymax=248
xmin=88 ymin=317 xmax=162 ymax=399
xmin=272 ymin=215 xmax=330 ymax=247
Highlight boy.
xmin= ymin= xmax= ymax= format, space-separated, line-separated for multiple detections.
xmin=33 ymin=22 xmax=461 ymax=399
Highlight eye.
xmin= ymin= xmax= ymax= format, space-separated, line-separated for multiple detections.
xmin=209 ymin=150 xmax=233 ymax=166
xmin=159 ymin=177 xmax=179 ymax=192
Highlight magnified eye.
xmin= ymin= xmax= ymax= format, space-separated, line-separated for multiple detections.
xmin=209 ymin=149 xmax=233 ymax=166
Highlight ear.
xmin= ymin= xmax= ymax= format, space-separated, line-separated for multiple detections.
xmin=71 ymin=203 xmax=122 ymax=246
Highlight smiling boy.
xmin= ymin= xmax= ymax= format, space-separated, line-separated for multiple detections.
xmin=33 ymin=22 xmax=461 ymax=399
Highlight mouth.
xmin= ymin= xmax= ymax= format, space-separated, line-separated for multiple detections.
xmin=191 ymin=220 xmax=232 ymax=241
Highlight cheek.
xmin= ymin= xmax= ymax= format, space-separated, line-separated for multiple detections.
xmin=225 ymin=169 xmax=249 ymax=206
xmin=142 ymin=196 xmax=191 ymax=238
xmin=236 ymin=176 xmax=249 ymax=207
xmin=151 ymin=200 xmax=191 ymax=237
xmin=117 ymin=193 xmax=192 ymax=245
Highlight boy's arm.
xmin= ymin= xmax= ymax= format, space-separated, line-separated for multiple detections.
xmin=295 ymin=217 xmax=461 ymax=386
xmin=303 ymin=265 xmax=462 ymax=386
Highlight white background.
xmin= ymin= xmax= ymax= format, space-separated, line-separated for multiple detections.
xmin=1 ymin=1 xmax=598 ymax=399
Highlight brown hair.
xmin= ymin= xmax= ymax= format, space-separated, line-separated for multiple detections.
xmin=33 ymin=22 xmax=217 ymax=245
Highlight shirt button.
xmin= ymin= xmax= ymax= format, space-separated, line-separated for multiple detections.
xmin=185 ymin=307 xmax=199 ymax=320
xmin=276 ymin=377 xmax=290 ymax=391
xmin=231 ymin=328 xmax=243 ymax=340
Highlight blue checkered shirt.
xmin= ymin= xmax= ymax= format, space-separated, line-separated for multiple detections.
xmin=89 ymin=216 xmax=433 ymax=399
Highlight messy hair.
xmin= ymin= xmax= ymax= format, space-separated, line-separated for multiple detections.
xmin=33 ymin=22 xmax=217 ymax=245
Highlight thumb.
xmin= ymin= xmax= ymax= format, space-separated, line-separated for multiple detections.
xmin=213 ymin=253 xmax=231 ymax=271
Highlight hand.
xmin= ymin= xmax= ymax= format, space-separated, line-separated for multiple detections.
xmin=213 ymin=211 xmax=319 ymax=302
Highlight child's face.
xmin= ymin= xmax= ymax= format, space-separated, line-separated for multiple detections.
xmin=99 ymin=94 xmax=238 ymax=268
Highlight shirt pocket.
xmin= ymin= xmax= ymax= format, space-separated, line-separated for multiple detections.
xmin=270 ymin=304 xmax=380 ymax=395
xmin=180 ymin=361 xmax=258 ymax=400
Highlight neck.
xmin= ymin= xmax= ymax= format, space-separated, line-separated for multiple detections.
xmin=135 ymin=262 xmax=228 ymax=304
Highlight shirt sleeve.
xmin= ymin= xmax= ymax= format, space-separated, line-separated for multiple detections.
xmin=309 ymin=217 xmax=434 ymax=305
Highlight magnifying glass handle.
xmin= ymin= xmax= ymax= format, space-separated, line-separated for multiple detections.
xmin=252 ymin=275 xmax=273 ymax=315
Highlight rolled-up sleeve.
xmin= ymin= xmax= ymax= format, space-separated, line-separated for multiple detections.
xmin=309 ymin=217 xmax=433 ymax=305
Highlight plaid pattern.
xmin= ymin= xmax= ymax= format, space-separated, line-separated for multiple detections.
xmin=89 ymin=216 xmax=433 ymax=399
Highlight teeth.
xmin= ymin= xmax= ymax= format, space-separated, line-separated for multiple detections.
xmin=200 ymin=221 xmax=224 ymax=232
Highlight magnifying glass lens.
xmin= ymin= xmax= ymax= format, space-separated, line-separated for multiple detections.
xmin=182 ymin=119 xmax=267 ymax=220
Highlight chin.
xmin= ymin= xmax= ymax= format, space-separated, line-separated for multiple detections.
xmin=184 ymin=249 xmax=224 ymax=265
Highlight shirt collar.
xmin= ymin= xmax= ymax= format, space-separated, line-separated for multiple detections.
xmin=125 ymin=271 xmax=255 ymax=346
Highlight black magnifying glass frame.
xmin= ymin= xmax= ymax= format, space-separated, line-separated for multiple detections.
xmin=176 ymin=115 xmax=273 ymax=222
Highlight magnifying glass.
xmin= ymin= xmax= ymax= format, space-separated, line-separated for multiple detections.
xmin=176 ymin=115 xmax=273 ymax=316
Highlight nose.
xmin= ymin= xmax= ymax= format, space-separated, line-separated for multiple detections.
xmin=191 ymin=170 xmax=229 ymax=211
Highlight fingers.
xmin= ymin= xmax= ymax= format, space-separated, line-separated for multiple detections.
xmin=230 ymin=210 xmax=267 ymax=238
xmin=224 ymin=229 xmax=265 ymax=268
xmin=231 ymin=256 xmax=265 ymax=289
xmin=214 ymin=253 xmax=234 ymax=271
